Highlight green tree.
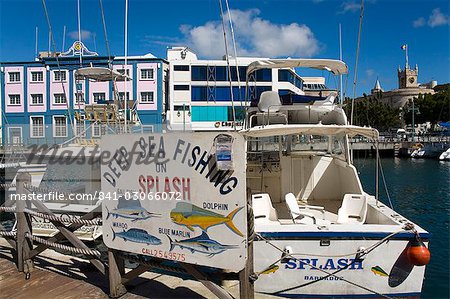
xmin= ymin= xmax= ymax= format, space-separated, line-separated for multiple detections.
xmin=403 ymin=85 xmax=450 ymax=128
xmin=344 ymin=94 xmax=402 ymax=131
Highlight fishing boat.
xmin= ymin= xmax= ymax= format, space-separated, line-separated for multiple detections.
xmin=439 ymin=147 xmax=450 ymax=161
xmin=239 ymin=59 xmax=430 ymax=298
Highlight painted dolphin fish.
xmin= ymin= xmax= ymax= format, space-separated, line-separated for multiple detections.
xmin=170 ymin=202 xmax=244 ymax=237
xmin=258 ymin=264 xmax=280 ymax=275
xmin=371 ymin=266 xmax=389 ymax=277
xmin=112 ymin=228 xmax=162 ymax=245
xmin=168 ymin=231 xmax=237 ymax=256
xmin=105 ymin=204 xmax=160 ymax=222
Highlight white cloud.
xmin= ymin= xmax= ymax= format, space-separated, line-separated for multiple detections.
xmin=180 ymin=9 xmax=320 ymax=59
xmin=413 ymin=17 xmax=426 ymax=28
xmin=68 ymin=30 xmax=93 ymax=41
xmin=338 ymin=1 xmax=361 ymax=14
xmin=428 ymin=8 xmax=449 ymax=27
xmin=366 ymin=69 xmax=375 ymax=78
xmin=413 ymin=8 xmax=450 ymax=28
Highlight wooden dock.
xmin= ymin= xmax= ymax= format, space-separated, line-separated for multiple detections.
xmin=0 ymin=255 xmax=108 ymax=299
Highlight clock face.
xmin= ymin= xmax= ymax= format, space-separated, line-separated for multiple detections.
xmin=409 ymin=77 xmax=415 ymax=84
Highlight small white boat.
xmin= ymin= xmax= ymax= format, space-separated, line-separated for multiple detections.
xmin=241 ymin=59 xmax=430 ymax=298
xmin=439 ymin=148 xmax=450 ymax=160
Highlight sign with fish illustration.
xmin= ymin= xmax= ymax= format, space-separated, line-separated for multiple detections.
xmin=101 ymin=132 xmax=247 ymax=271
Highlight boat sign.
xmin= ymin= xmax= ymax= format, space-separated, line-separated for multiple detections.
xmin=101 ymin=132 xmax=247 ymax=271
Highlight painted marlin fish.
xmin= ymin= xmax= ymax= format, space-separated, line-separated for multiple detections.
xmin=112 ymin=228 xmax=162 ymax=245
xmin=371 ymin=266 xmax=389 ymax=277
xmin=170 ymin=202 xmax=244 ymax=236
xmin=105 ymin=204 xmax=160 ymax=222
xmin=168 ymin=231 xmax=237 ymax=256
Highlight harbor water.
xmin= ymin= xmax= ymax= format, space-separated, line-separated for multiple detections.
xmin=354 ymin=157 xmax=450 ymax=299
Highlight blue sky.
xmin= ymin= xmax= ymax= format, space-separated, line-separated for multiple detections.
xmin=0 ymin=0 xmax=449 ymax=97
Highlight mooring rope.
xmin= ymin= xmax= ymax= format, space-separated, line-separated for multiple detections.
xmin=0 ymin=183 xmax=16 ymax=190
xmin=25 ymin=233 xmax=101 ymax=257
xmin=0 ymin=206 xmax=16 ymax=213
xmin=0 ymin=231 xmax=17 ymax=238
xmin=24 ymin=184 xmax=73 ymax=198
xmin=23 ymin=208 xmax=102 ymax=226
xmin=0 ymin=205 xmax=101 ymax=225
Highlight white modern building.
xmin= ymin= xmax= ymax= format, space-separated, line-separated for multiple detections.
xmin=166 ymin=47 xmax=333 ymax=131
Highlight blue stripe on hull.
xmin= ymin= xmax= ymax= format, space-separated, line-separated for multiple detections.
xmin=270 ymin=292 xmax=421 ymax=298
xmin=258 ymin=231 xmax=431 ymax=240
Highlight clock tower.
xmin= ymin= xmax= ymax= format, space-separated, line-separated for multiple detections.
xmin=398 ymin=64 xmax=419 ymax=89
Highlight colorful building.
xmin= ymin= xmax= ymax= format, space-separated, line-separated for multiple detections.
xmin=166 ymin=47 xmax=332 ymax=131
xmin=0 ymin=41 xmax=168 ymax=146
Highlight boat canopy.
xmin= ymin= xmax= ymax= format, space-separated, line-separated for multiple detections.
xmin=74 ymin=67 xmax=130 ymax=82
xmin=241 ymin=124 xmax=379 ymax=140
xmin=246 ymin=59 xmax=348 ymax=77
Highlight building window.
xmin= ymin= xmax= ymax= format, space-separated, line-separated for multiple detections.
xmin=174 ymin=65 xmax=190 ymax=71
xmin=74 ymin=92 xmax=85 ymax=104
xmin=174 ymin=85 xmax=190 ymax=91
xmin=140 ymin=91 xmax=154 ymax=103
xmin=92 ymin=123 xmax=106 ymax=137
xmin=278 ymin=70 xmax=303 ymax=89
xmin=30 ymin=116 xmax=44 ymax=138
xmin=93 ymin=92 xmax=106 ymax=103
xmin=117 ymin=69 xmax=130 ymax=76
xmin=118 ymin=92 xmax=130 ymax=101
xmin=31 ymin=71 xmax=43 ymax=82
xmin=53 ymin=93 xmax=67 ymax=104
xmin=191 ymin=66 xmax=207 ymax=81
xmin=31 ymin=94 xmax=44 ymax=105
xmin=54 ymin=70 xmax=67 ymax=82
xmin=8 ymin=94 xmax=21 ymax=105
xmin=9 ymin=72 xmax=20 ymax=82
xmin=140 ymin=69 xmax=154 ymax=80
xmin=53 ymin=116 xmax=67 ymax=137
xmin=75 ymin=116 xmax=86 ymax=137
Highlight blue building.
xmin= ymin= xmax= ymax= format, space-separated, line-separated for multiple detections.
xmin=1 ymin=41 xmax=168 ymax=146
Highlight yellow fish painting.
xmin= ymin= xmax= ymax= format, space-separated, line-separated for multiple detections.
xmin=259 ymin=264 xmax=279 ymax=275
xmin=371 ymin=266 xmax=389 ymax=277
xmin=170 ymin=202 xmax=244 ymax=237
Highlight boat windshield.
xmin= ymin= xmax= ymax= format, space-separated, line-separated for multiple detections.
xmin=290 ymin=135 xmax=345 ymax=156
xmin=247 ymin=134 xmax=347 ymax=159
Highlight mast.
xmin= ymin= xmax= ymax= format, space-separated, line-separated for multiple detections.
xmin=218 ymin=0 xmax=236 ymax=129
xmin=62 ymin=25 xmax=66 ymax=53
xmin=124 ymin=0 xmax=129 ymax=133
xmin=35 ymin=27 xmax=39 ymax=59
xmin=339 ymin=23 xmax=343 ymax=105
xmin=77 ymin=0 xmax=82 ymax=65
xmin=350 ymin=0 xmax=364 ymax=125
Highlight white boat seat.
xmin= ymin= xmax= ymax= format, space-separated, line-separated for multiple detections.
xmin=337 ymin=194 xmax=368 ymax=224
xmin=252 ymin=193 xmax=278 ymax=222
xmin=287 ymin=193 xmax=326 ymax=220
xmin=285 ymin=193 xmax=330 ymax=225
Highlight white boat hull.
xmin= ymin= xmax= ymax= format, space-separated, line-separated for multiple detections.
xmin=253 ymin=229 xmax=429 ymax=298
